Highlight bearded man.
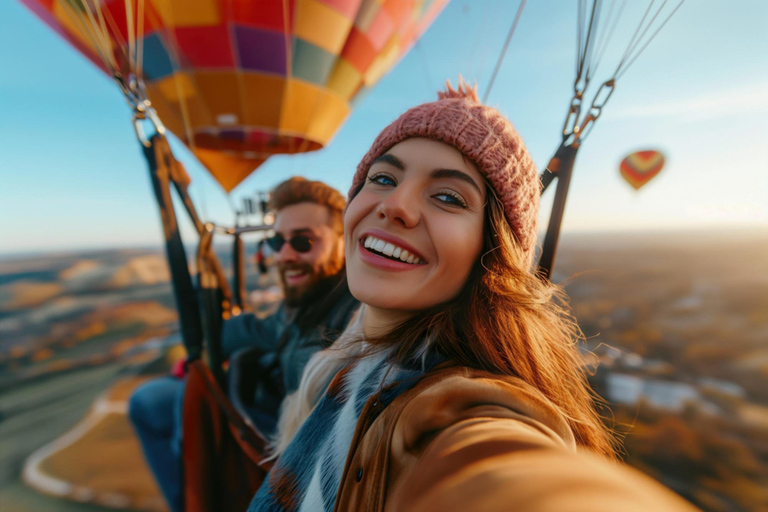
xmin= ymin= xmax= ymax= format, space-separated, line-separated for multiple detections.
xmin=129 ymin=177 xmax=358 ymax=512
xmin=221 ymin=177 xmax=358 ymax=432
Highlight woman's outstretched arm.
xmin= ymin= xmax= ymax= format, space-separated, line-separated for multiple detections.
xmin=385 ymin=373 xmax=700 ymax=512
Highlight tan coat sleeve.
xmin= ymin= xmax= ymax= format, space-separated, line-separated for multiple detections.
xmin=385 ymin=373 xmax=700 ymax=512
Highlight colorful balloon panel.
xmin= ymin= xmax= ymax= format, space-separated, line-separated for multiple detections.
xmin=620 ymin=150 xmax=665 ymax=190
xmin=20 ymin=0 xmax=448 ymax=191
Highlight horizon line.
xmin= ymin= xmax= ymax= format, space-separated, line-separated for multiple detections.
xmin=2 ymin=224 xmax=766 ymax=262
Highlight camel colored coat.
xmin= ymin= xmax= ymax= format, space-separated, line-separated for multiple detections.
xmin=333 ymin=365 xmax=700 ymax=512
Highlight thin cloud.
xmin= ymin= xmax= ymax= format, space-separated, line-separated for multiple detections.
xmin=611 ymin=82 xmax=768 ymax=121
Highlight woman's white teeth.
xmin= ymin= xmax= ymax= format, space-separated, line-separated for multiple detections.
xmin=362 ymin=236 xmax=423 ymax=264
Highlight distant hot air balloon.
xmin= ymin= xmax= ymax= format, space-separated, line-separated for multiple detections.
xmin=619 ymin=150 xmax=666 ymax=190
xmin=20 ymin=0 xmax=448 ymax=191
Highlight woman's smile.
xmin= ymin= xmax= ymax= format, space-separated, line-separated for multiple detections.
xmin=358 ymin=228 xmax=428 ymax=271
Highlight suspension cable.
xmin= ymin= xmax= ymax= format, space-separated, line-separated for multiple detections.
xmin=482 ymin=0 xmax=527 ymax=103
xmin=615 ymin=0 xmax=686 ymax=79
xmin=541 ymin=0 xmax=686 ymax=278
xmin=560 ymin=0 xmax=686 ymax=143
xmin=587 ymin=0 xmax=627 ymax=81
xmin=614 ymin=0 xmax=663 ymax=77
xmin=577 ymin=0 xmax=601 ymax=86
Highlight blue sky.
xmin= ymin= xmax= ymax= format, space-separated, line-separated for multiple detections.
xmin=1 ymin=0 xmax=767 ymax=255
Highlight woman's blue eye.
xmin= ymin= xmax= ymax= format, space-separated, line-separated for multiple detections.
xmin=367 ymin=173 xmax=396 ymax=186
xmin=435 ymin=192 xmax=467 ymax=208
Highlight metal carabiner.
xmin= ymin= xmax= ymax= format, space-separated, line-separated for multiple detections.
xmin=573 ymin=79 xmax=616 ymax=143
xmin=572 ymin=113 xmax=595 ymax=143
xmin=588 ymin=79 xmax=616 ymax=118
xmin=115 ymin=72 xmax=166 ymax=148
xmin=132 ymin=99 xmax=166 ymax=148
xmin=133 ymin=116 xmax=152 ymax=148
xmin=561 ymin=93 xmax=584 ymax=140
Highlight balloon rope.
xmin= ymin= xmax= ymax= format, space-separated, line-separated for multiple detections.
xmin=576 ymin=0 xmax=585 ymax=77
xmin=282 ymin=0 xmax=293 ymax=75
xmin=136 ymin=0 xmax=146 ymax=77
xmin=587 ymin=1 xmax=603 ymax=82
xmin=611 ymin=0 xmax=657 ymax=78
xmin=615 ymin=0 xmax=686 ymax=79
xmin=482 ymin=0 xmax=526 ymax=103
xmin=576 ymin=0 xmax=600 ymax=87
xmin=100 ymin=7 xmax=131 ymax=69
xmin=125 ymin=0 xmax=135 ymax=73
xmin=588 ymin=0 xmax=627 ymax=80
xmin=81 ymin=0 xmax=117 ymax=71
xmin=93 ymin=3 xmax=114 ymax=57
xmin=282 ymin=0 xmax=295 ymax=154
xmin=560 ymin=0 xmax=685 ymax=143
xmin=59 ymin=0 xmax=114 ymax=72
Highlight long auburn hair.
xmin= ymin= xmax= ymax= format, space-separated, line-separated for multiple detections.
xmin=271 ymin=181 xmax=617 ymax=459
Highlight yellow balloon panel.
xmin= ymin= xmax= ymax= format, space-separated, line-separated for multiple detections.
xmin=365 ymin=36 xmax=400 ymax=85
xmin=294 ymin=0 xmax=354 ymax=55
xmin=327 ymin=58 xmax=364 ymax=100
xmin=305 ymin=89 xmax=351 ymax=145
xmin=279 ymin=79 xmax=323 ymax=136
xmin=242 ymin=74 xmax=288 ymax=128
xmin=155 ymin=72 xmax=196 ymax=102
xmin=149 ymin=0 xmax=221 ymax=28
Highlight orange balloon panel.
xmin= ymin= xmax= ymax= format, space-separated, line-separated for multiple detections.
xmin=193 ymin=148 xmax=267 ymax=192
xmin=20 ymin=0 xmax=449 ymax=191
xmin=620 ymin=150 xmax=665 ymax=190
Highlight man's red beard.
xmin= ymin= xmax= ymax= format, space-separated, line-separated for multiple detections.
xmin=278 ymin=240 xmax=345 ymax=307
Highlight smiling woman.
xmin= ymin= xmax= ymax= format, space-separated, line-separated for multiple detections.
xmin=346 ymin=138 xmax=486 ymax=317
xmin=247 ymin=79 xmax=700 ymax=512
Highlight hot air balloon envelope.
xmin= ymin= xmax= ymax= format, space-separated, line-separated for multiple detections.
xmin=620 ymin=150 xmax=665 ymax=190
xmin=20 ymin=0 xmax=449 ymax=191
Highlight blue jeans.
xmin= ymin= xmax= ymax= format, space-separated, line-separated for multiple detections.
xmin=128 ymin=376 xmax=185 ymax=512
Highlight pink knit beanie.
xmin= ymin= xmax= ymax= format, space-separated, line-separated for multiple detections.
xmin=349 ymin=79 xmax=540 ymax=264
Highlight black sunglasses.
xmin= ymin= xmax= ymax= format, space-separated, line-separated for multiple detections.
xmin=265 ymin=234 xmax=313 ymax=253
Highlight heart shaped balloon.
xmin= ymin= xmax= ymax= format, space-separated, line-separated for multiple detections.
xmin=620 ymin=150 xmax=665 ymax=190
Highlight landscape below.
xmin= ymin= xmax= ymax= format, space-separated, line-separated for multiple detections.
xmin=1 ymin=229 xmax=766 ymax=512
